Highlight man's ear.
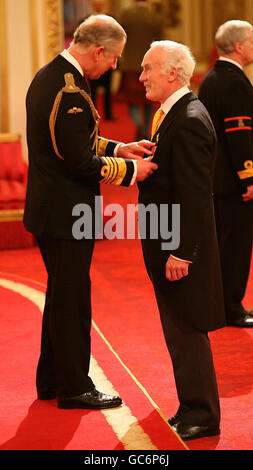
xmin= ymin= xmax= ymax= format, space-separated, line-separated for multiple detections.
xmin=234 ymin=41 xmax=243 ymax=54
xmin=94 ymin=45 xmax=105 ymax=61
xmin=168 ymin=66 xmax=178 ymax=82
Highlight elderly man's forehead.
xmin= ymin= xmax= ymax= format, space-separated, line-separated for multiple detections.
xmin=142 ymin=47 xmax=164 ymax=66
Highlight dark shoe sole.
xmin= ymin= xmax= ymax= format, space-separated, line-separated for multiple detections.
xmin=168 ymin=414 xmax=180 ymax=426
xmin=57 ymin=399 xmax=122 ymax=410
xmin=227 ymin=313 xmax=253 ymax=327
xmin=179 ymin=427 xmax=220 ymax=441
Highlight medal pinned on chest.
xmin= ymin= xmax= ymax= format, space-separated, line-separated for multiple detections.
xmin=149 ymin=133 xmax=159 ymax=159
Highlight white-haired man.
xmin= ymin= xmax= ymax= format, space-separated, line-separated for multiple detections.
xmin=24 ymin=14 xmax=157 ymax=410
xmin=139 ymin=41 xmax=226 ymax=441
xmin=199 ymin=20 xmax=253 ymax=328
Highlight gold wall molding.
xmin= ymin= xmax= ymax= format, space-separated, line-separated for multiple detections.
xmin=0 ymin=0 xmax=9 ymax=132
xmin=29 ymin=0 xmax=39 ymax=76
xmin=0 ymin=209 xmax=24 ymax=222
xmin=44 ymin=0 xmax=64 ymax=63
xmin=0 ymin=133 xmax=21 ymax=142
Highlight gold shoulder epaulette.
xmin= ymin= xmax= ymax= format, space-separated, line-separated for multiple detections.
xmin=61 ymin=73 xmax=81 ymax=93
xmin=49 ymin=73 xmax=100 ymax=159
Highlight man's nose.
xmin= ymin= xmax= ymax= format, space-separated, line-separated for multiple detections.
xmin=111 ymin=59 xmax=118 ymax=70
xmin=139 ymin=71 xmax=144 ymax=82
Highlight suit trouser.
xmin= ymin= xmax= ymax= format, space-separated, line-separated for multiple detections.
xmin=214 ymin=195 xmax=253 ymax=321
xmin=36 ymin=235 xmax=95 ymax=398
xmin=154 ymin=285 xmax=220 ymax=427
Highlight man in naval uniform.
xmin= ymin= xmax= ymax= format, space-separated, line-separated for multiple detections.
xmin=24 ymin=14 xmax=157 ymax=410
xmin=199 ymin=20 xmax=253 ymax=327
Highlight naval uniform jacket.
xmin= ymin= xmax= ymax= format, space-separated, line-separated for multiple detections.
xmin=198 ymin=59 xmax=253 ymax=321
xmin=138 ymin=91 xmax=226 ymax=332
xmin=198 ymin=60 xmax=253 ymax=196
xmin=24 ymin=54 xmax=135 ymax=239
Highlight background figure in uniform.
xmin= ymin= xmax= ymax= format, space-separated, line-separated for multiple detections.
xmin=90 ymin=68 xmax=114 ymax=119
xmin=199 ymin=20 xmax=253 ymax=327
xmin=89 ymin=0 xmax=114 ymax=120
xmin=119 ymin=0 xmax=163 ymax=139
xmin=139 ymin=41 xmax=226 ymax=441
xmin=24 ymin=14 xmax=157 ymax=410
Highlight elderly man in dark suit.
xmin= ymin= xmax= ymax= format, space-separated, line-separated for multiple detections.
xmin=199 ymin=20 xmax=253 ymax=328
xmin=139 ymin=41 xmax=226 ymax=441
xmin=24 ymin=14 xmax=157 ymax=410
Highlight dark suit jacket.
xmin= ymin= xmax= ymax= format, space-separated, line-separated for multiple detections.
xmin=138 ymin=92 xmax=226 ymax=331
xmin=24 ymin=54 xmax=135 ymax=239
xmin=199 ymin=60 xmax=253 ymax=196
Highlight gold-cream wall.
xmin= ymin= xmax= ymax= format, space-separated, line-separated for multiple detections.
xmin=0 ymin=0 xmax=64 ymax=155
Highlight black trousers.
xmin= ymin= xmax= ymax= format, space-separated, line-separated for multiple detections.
xmin=154 ymin=285 xmax=220 ymax=427
xmin=36 ymin=236 xmax=95 ymax=398
xmin=214 ymin=195 xmax=253 ymax=321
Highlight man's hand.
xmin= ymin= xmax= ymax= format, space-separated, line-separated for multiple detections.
xmin=136 ymin=159 xmax=158 ymax=181
xmin=117 ymin=140 xmax=156 ymax=160
xmin=242 ymin=185 xmax=253 ymax=202
xmin=165 ymin=255 xmax=190 ymax=281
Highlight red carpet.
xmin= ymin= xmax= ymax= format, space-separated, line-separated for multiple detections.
xmin=0 ymin=235 xmax=252 ymax=451
xmin=0 ymin=269 xmax=186 ymax=451
xmin=0 ymin=98 xmax=252 ymax=452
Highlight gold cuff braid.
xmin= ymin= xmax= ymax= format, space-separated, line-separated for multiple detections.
xmin=97 ymin=137 xmax=109 ymax=157
xmin=100 ymin=157 xmax=127 ymax=185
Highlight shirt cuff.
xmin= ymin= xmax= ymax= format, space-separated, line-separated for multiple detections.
xmin=113 ymin=143 xmax=122 ymax=156
xmin=130 ymin=161 xmax=137 ymax=185
xmin=170 ymin=255 xmax=192 ymax=264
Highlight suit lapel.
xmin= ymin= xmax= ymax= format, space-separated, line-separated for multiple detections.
xmin=152 ymin=91 xmax=198 ymax=145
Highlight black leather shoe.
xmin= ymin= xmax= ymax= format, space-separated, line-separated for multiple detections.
xmin=227 ymin=314 xmax=253 ymax=327
xmin=37 ymin=389 xmax=56 ymax=400
xmin=168 ymin=413 xmax=181 ymax=426
xmin=171 ymin=421 xmax=220 ymax=441
xmin=57 ymin=388 xmax=122 ymax=409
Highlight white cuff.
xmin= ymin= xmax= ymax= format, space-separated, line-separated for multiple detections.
xmin=113 ymin=143 xmax=123 ymax=156
xmin=130 ymin=161 xmax=137 ymax=185
xmin=170 ymin=255 xmax=192 ymax=264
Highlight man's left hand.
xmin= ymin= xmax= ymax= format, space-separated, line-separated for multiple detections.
xmin=117 ymin=140 xmax=156 ymax=160
xmin=242 ymin=185 xmax=253 ymax=202
xmin=165 ymin=255 xmax=190 ymax=282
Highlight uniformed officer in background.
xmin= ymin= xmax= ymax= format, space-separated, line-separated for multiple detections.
xmin=199 ymin=20 xmax=253 ymax=328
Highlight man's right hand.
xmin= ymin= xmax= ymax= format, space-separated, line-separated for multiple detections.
xmin=136 ymin=158 xmax=158 ymax=181
xmin=242 ymin=184 xmax=253 ymax=202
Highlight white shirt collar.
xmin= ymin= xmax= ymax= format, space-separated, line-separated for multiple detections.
xmin=60 ymin=49 xmax=84 ymax=76
xmin=218 ymin=56 xmax=243 ymax=70
xmin=161 ymin=86 xmax=190 ymax=115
